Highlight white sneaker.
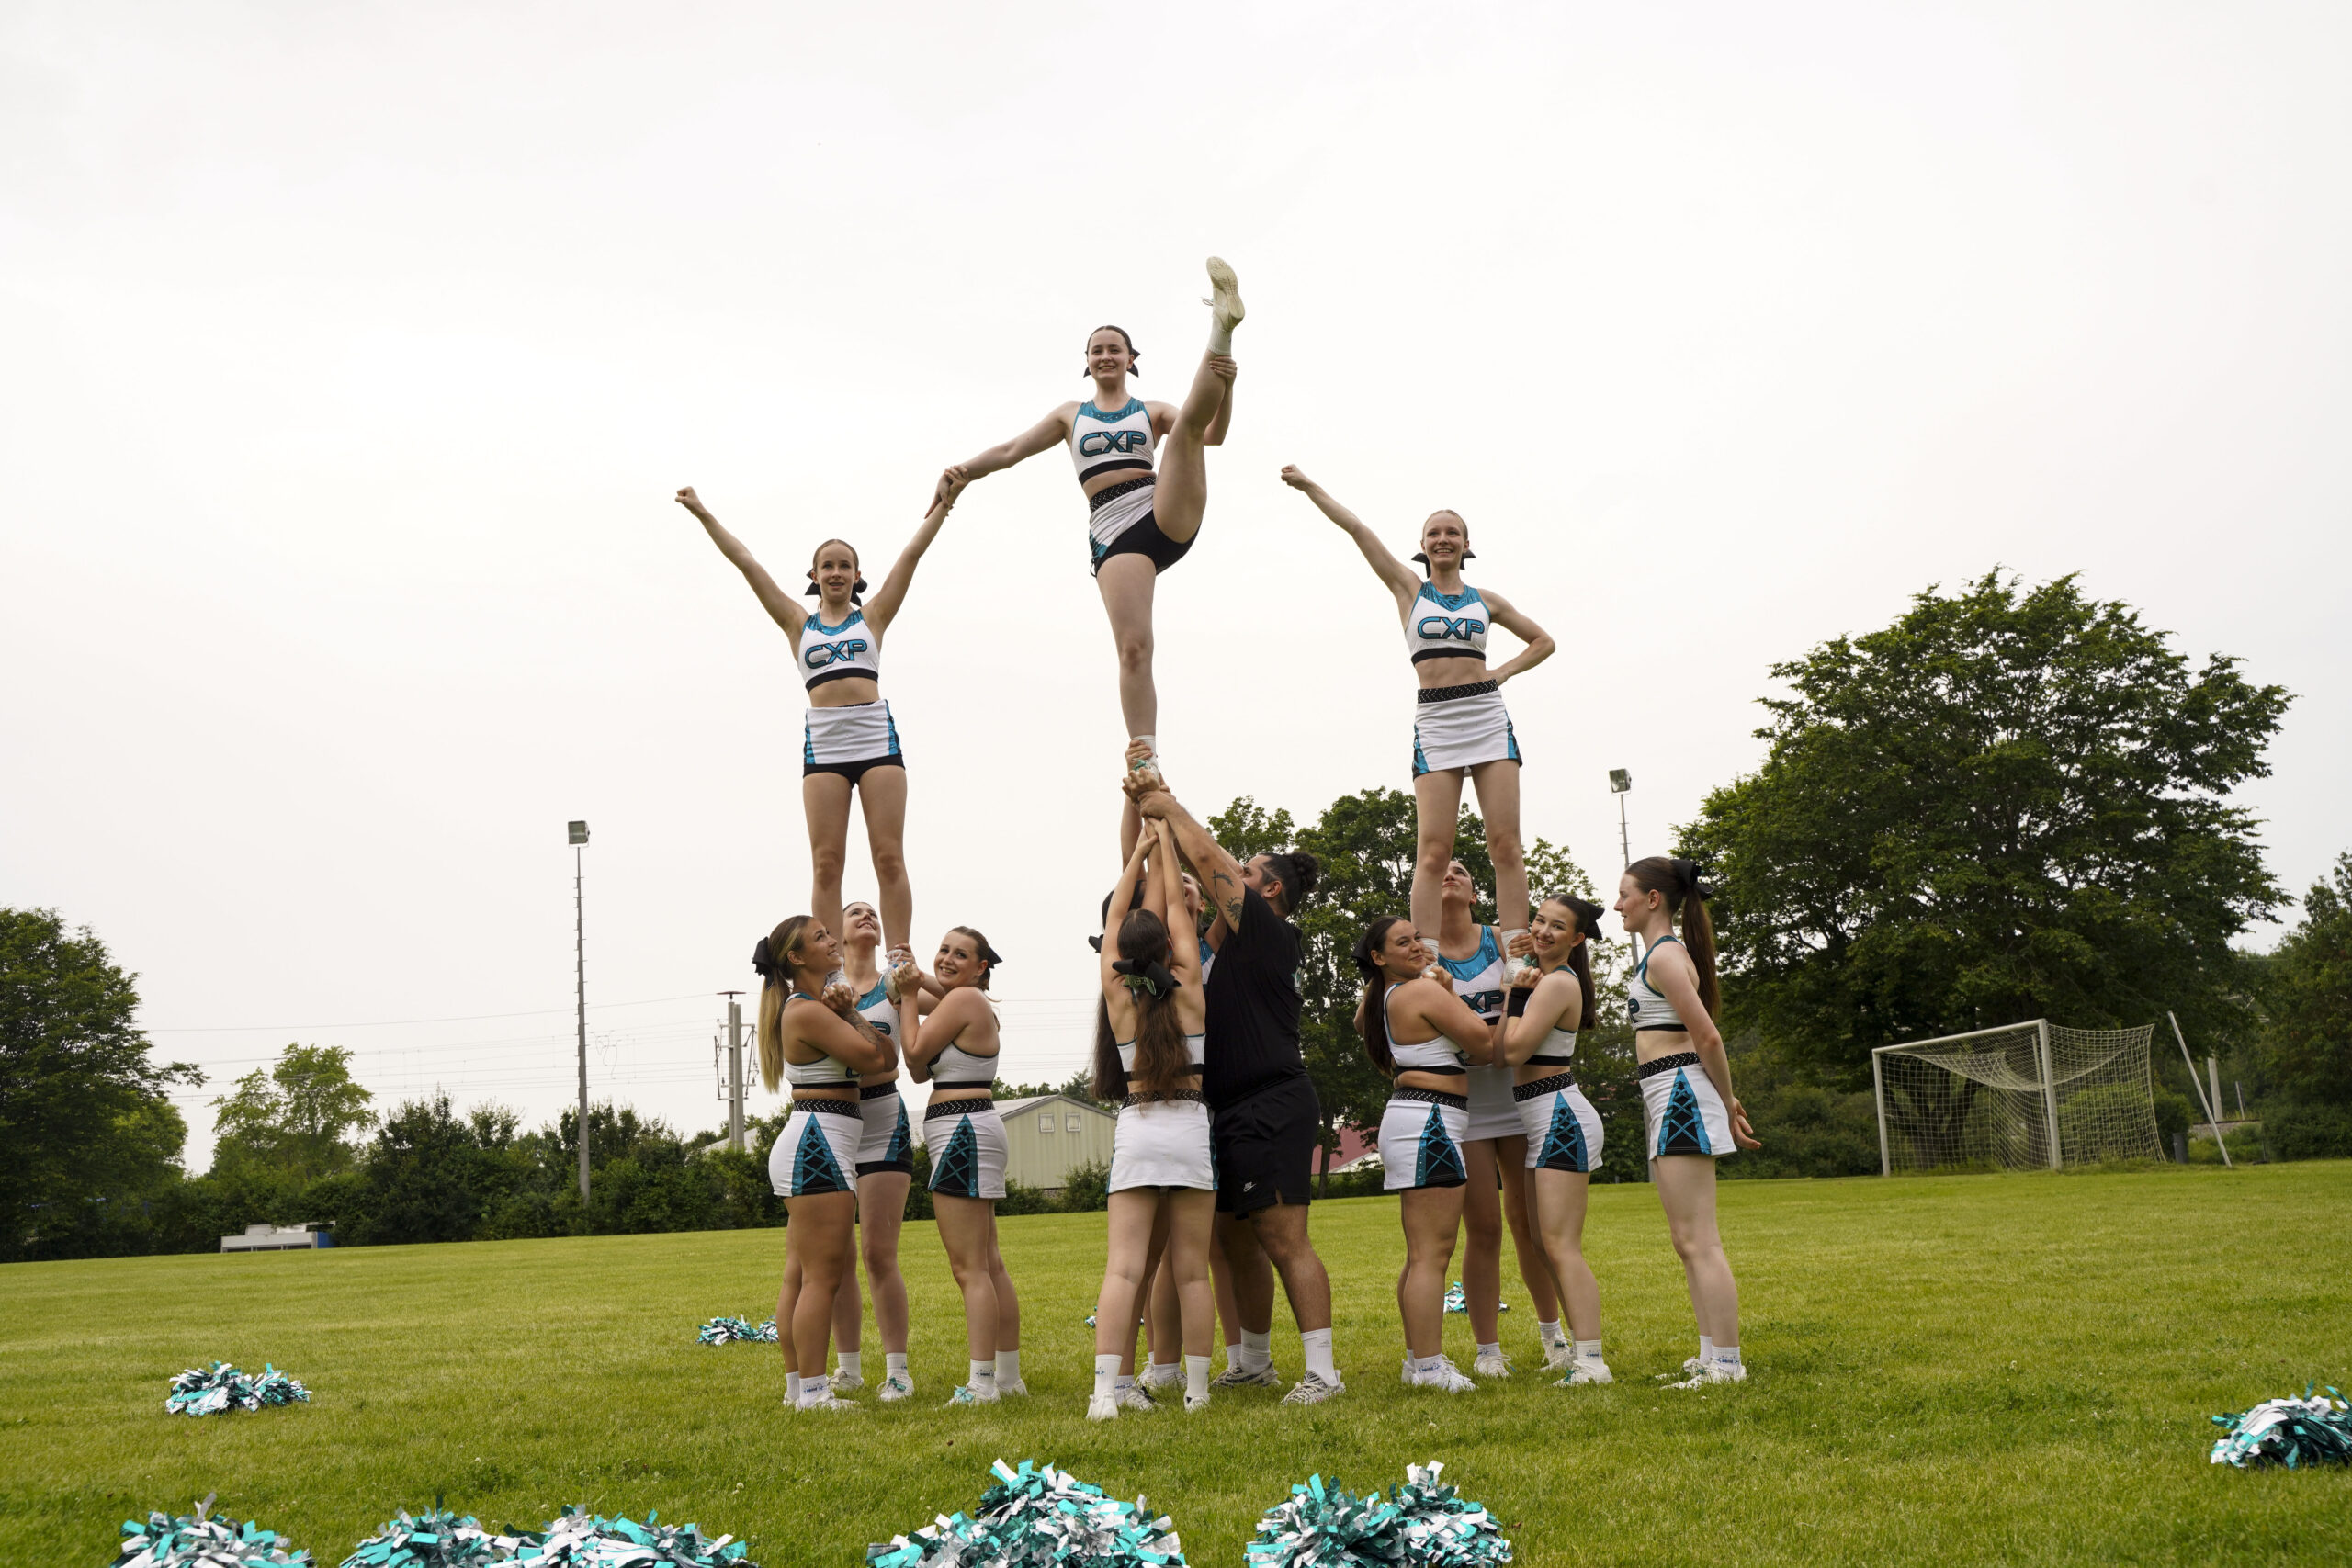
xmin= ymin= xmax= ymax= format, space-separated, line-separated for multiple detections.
xmin=1541 ymin=1341 xmax=1572 ymax=1372
xmin=1279 ymin=1371 xmax=1345 ymax=1405
xmin=1412 ymin=1358 xmax=1477 ymax=1393
xmin=1204 ymin=256 xmax=1246 ymax=330
xmin=1398 ymin=1356 xmax=1416 ymax=1386
xmin=1086 ymin=1393 xmax=1119 ymax=1422
xmin=1657 ymin=1357 xmax=1706 ymax=1382
xmin=797 ymin=1392 xmax=854 ymax=1412
xmin=944 ymin=1383 xmax=999 ymax=1406
xmin=1555 ymin=1359 xmax=1613 ymax=1387
xmin=1213 ymin=1362 xmax=1280 ymax=1389
xmin=995 ymin=1377 xmax=1030 ymax=1398
xmin=1668 ymin=1361 xmax=1747 ymax=1389
xmin=1183 ymin=1391 xmax=1210 ymax=1413
xmin=830 ymin=1369 xmax=864 ymax=1393
xmin=877 ymin=1373 xmax=913 ymax=1402
xmin=1474 ymin=1348 xmax=1512 ymax=1380
xmin=1139 ymin=1362 xmax=1184 ymax=1392
xmin=1114 ymin=1382 xmax=1158 ymax=1412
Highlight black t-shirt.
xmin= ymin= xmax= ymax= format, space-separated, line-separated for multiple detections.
xmin=1201 ymin=885 xmax=1307 ymax=1109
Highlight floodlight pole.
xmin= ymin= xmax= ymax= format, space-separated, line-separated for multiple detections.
xmin=1609 ymin=769 xmax=1635 ymax=959
xmin=570 ymin=820 xmax=591 ymax=1201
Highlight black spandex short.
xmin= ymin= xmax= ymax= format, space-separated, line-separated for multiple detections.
xmin=1091 ymin=517 xmax=1194 ymax=577
xmin=803 ymin=754 xmax=905 ymax=784
xmin=1211 ymin=1075 xmax=1319 ymax=1215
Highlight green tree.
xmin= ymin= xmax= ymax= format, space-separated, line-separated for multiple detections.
xmin=2258 ymin=852 xmax=2352 ymax=1110
xmin=211 ymin=1043 xmax=376 ymax=1182
xmin=0 ymin=908 xmax=200 ymax=1261
xmin=1682 ymin=572 xmax=2289 ymax=1080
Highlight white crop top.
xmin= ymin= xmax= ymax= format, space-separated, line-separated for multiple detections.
xmin=1069 ymin=398 xmax=1158 ymax=486
xmin=781 ymin=992 xmax=861 ymax=1086
xmin=1115 ymin=1032 xmax=1207 ymax=1075
xmin=1383 ymin=983 xmax=1472 ymax=1075
xmin=1526 ymin=1023 xmax=1578 ymax=1067
xmin=1404 ymin=583 xmax=1490 ymax=666
xmin=1438 ymin=926 xmax=1510 ymax=1022
xmin=1627 ymin=936 xmax=1692 ymax=1032
xmin=931 ymin=1038 xmax=999 ymax=1088
xmin=797 ymin=608 xmax=881 ymax=692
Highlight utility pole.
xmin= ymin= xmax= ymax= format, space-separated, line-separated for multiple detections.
xmin=721 ymin=990 xmax=746 ymax=1151
xmin=1609 ymin=770 xmax=1637 ymax=960
xmin=569 ymin=820 xmax=591 ymax=1201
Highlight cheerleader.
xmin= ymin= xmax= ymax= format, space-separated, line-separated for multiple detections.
xmin=1280 ymin=467 xmax=1554 ymax=941
xmin=1616 ymin=857 xmax=1760 ymax=1385
xmin=1085 ymin=818 xmax=1216 ymax=1418
xmin=904 ymin=926 xmax=1025 ymax=1404
xmin=673 ymin=479 xmax=964 ymax=961
xmin=754 ymin=915 xmax=896 ymax=1412
xmin=1431 ymin=861 xmax=1566 ymax=1376
xmin=1355 ymin=915 xmax=1505 ymax=1393
xmin=936 ymin=260 xmax=1244 ymax=782
xmin=1498 ymin=893 xmax=1612 ymax=1386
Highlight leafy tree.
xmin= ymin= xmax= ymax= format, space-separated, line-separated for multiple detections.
xmin=0 ymin=908 xmax=200 ymax=1261
xmin=211 ymin=1043 xmax=376 ymax=1182
xmin=1682 ymin=572 xmax=2289 ymax=1082
xmin=2257 ymin=852 xmax=2352 ymax=1109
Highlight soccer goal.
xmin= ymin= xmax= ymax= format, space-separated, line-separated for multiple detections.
xmin=1871 ymin=1020 xmax=2163 ymax=1175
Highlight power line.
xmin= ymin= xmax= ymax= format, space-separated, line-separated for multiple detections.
xmin=141 ymin=991 xmax=716 ymax=1033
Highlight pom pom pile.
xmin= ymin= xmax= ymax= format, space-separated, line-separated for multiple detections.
xmin=1440 ymin=1283 xmax=1505 ymax=1315
xmin=164 ymin=1362 xmax=311 ymax=1416
xmin=111 ymin=1495 xmax=311 ymax=1567
xmin=695 ymin=1315 xmax=779 ymax=1346
xmin=504 ymin=1507 xmax=753 ymax=1565
xmin=2210 ymin=1386 xmax=2352 ymax=1469
xmin=867 ymin=1458 xmax=1183 ymax=1567
xmin=1245 ymin=1462 xmax=1510 ymax=1568
xmin=337 ymin=1506 xmax=502 ymax=1566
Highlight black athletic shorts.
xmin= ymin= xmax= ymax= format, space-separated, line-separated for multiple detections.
xmin=1088 ymin=479 xmax=1195 ymax=577
xmin=803 ymin=754 xmax=905 ymax=784
xmin=1211 ymin=1075 xmax=1319 ymax=1215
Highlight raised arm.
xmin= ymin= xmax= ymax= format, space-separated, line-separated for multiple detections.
xmin=935 ymin=405 xmax=1076 ymax=503
xmin=862 ymin=475 xmax=967 ymax=634
xmin=1279 ymin=467 xmax=1419 ymax=612
xmin=674 ymin=487 xmax=808 ymax=637
xmin=1155 ymin=820 xmax=1200 ymax=987
xmin=1100 ymin=832 xmax=1153 ymax=991
xmin=1481 ymin=589 xmax=1556 ymax=687
xmin=1130 ymin=785 xmax=1248 ymax=931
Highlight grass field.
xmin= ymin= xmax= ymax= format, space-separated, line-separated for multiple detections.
xmin=5 ymin=1163 xmax=2349 ymax=1567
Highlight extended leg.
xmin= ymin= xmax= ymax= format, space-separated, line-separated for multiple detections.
xmin=1468 ymin=758 xmax=1528 ymax=932
xmin=1461 ymin=1140 xmax=1506 ymax=1348
xmin=1532 ymin=1169 xmax=1601 ymax=1342
xmin=1219 ymin=1212 xmax=1276 ymax=1334
xmin=1493 ymin=1134 xmax=1560 ymax=1322
xmin=858 ymin=1170 xmax=911 ymax=1354
xmin=985 ymin=1213 xmax=1022 ymax=1353
xmin=1248 ymin=1200 xmax=1332 ymax=1333
xmin=785 ymin=1192 xmax=858 ymax=1382
xmin=933 ymin=1194 xmax=1000 ymax=1369
xmin=801 ymin=773 xmax=854 ymax=947
xmin=855 ymin=766 xmax=914 ymax=956
xmin=1654 ymin=1156 xmax=1739 ymax=1346
xmin=1095 ymin=554 xmax=1159 ymax=741
xmin=1150 ymin=260 xmax=1243 ymax=544
xmin=1397 ymin=1187 xmax=1464 ymax=1361
xmin=1410 ymin=770 xmax=1466 ymax=938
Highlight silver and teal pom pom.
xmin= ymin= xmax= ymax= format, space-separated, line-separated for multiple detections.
xmin=695 ymin=1316 xmax=778 ymax=1346
xmin=1246 ymin=1461 xmax=1509 ymax=1567
xmin=112 ymin=1494 xmax=311 ymax=1567
xmin=164 ymin=1362 xmax=311 ymax=1416
xmin=868 ymin=1459 xmax=1183 ymax=1568
xmin=1439 ymin=1283 xmax=1502 ymax=1315
xmin=336 ymin=1506 xmax=503 ymax=1566
xmin=2211 ymin=1386 xmax=2352 ymax=1469
xmin=504 ymin=1507 xmax=753 ymax=1566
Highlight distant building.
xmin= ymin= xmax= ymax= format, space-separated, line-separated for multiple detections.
xmin=220 ymin=1223 xmax=334 ymax=1252
xmin=919 ymin=1092 xmax=1115 ymax=1194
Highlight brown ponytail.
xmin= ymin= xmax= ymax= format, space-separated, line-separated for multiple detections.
xmin=1625 ymin=857 xmax=1719 ymax=1020
xmin=752 ymin=914 xmax=819 ymax=1093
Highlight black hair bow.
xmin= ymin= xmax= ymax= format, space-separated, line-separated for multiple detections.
xmin=752 ymin=936 xmax=781 ymax=981
xmin=1670 ymin=857 xmax=1715 ymax=900
xmin=804 ymin=576 xmax=870 ymax=604
xmin=1409 ymin=547 xmax=1479 ymax=573
xmin=1112 ymin=958 xmax=1175 ymax=999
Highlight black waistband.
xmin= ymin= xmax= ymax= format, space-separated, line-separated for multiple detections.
xmin=1525 ymin=1054 xmax=1576 ymax=1067
xmin=1087 ymin=474 xmax=1156 ymax=511
xmin=1637 ymin=1051 xmax=1702 ymax=1080
xmin=793 ymin=1096 xmax=863 ymax=1118
xmin=1389 ymin=1085 xmax=1469 ymax=1111
xmin=923 ymin=1096 xmax=994 ymax=1119
xmin=1417 ymin=679 xmax=1499 ymax=705
xmin=857 ymin=1082 xmax=899 ymax=1101
xmin=930 ymin=1078 xmax=996 ymax=1090
xmin=1635 ymin=1023 xmax=1691 ymax=1032
xmin=1122 ymin=1089 xmax=1206 ymax=1109
xmin=805 ymin=668 xmax=880 ymax=694
xmin=1512 ymin=1071 xmax=1577 ymax=1102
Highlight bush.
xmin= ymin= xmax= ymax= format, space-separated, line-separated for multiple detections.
xmin=2259 ymin=1100 xmax=2352 ymax=1161
xmin=1056 ymin=1160 xmax=1110 ymax=1213
xmin=2154 ymin=1088 xmax=2196 ymax=1151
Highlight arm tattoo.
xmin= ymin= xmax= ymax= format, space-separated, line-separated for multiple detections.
xmin=1208 ymin=869 xmax=1244 ymax=927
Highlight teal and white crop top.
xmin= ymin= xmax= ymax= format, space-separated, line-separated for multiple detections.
xmin=1070 ymin=398 xmax=1158 ymax=486
xmin=1405 ymin=583 xmax=1490 ymax=666
xmin=1115 ymin=1032 xmax=1207 ymax=1076
xmin=930 ymin=1038 xmax=999 ymax=1089
xmin=1438 ymin=926 xmax=1510 ymax=1022
xmin=781 ymin=992 xmax=861 ymax=1087
xmin=1383 ymin=983 xmax=1471 ymax=1075
xmin=1627 ymin=936 xmax=1691 ymax=1032
xmin=797 ymin=608 xmax=881 ymax=692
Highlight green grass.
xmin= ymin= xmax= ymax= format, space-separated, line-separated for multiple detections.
xmin=5 ymin=1164 xmax=2349 ymax=1567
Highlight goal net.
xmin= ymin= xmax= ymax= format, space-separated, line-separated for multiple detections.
xmin=1871 ymin=1021 xmax=2163 ymax=1174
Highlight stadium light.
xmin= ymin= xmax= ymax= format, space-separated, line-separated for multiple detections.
xmin=569 ymin=820 xmax=590 ymax=1201
xmin=1608 ymin=770 xmax=1632 ymax=870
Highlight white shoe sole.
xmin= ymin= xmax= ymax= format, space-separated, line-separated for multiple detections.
xmin=1205 ymin=257 xmax=1244 ymax=328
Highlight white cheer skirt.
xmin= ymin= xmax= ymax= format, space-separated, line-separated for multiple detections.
xmin=1463 ymin=1064 xmax=1521 ymax=1143
xmin=770 ymin=1100 xmax=863 ymax=1197
xmin=1379 ymin=1089 xmax=1470 ymax=1191
xmin=857 ymin=1085 xmax=913 ymax=1176
xmin=1412 ymin=682 xmax=1521 ymax=776
xmin=1639 ymin=1054 xmax=1737 ymax=1161
xmin=1110 ymin=1093 xmax=1215 ymax=1191
xmin=924 ymin=1098 xmax=1008 ymax=1201
xmin=1515 ymin=1073 xmax=1603 ymax=1174
xmin=803 ymin=699 xmax=902 ymax=770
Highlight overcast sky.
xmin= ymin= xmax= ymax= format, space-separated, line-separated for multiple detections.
xmin=6 ymin=2 xmax=2346 ymax=1171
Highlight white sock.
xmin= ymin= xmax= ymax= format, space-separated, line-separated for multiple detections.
xmin=969 ymin=1359 xmax=996 ymax=1390
xmin=1207 ymin=320 xmax=1233 ymax=355
xmin=1130 ymin=734 xmax=1158 ymax=768
xmin=1149 ymin=1358 xmax=1180 ymax=1378
xmin=1114 ymin=1371 xmax=1136 ymax=1391
xmin=836 ymin=1350 xmax=861 ymax=1379
xmin=995 ymin=1348 xmax=1021 ymax=1384
xmin=1301 ymin=1326 xmax=1336 ymax=1383
xmin=1093 ymin=1354 xmax=1120 ymax=1400
xmin=1225 ymin=1342 xmax=1243 ymax=1373
xmin=785 ymin=1371 xmax=802 ymax=1402
xmin=1240 ymin=1329 xmax=1272 ymax=1373
xmin=1409 ymin=1353 xmax=1440 ymax=1376
xmin=1476 ymin=1340 xmax=1502 ymax=1361
xmin=1575 ymin=1338 xmax=1604 ymax=1361
xmin=886 ymin=1351 xmax=908 ymax=1378
xmin=1185 ymin=1354 xmax=1210 ymax=1400
xmin=799 ymin=1384 xmax=831 ymax=1408
xmin=1699 ymin=1335 xmax=1713 ymax=1362
xmin=1713 ymin=1344 xmax=1742 ymax=1368
xmin=1537 ymin=1318 xmax=1565 ymax=1348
